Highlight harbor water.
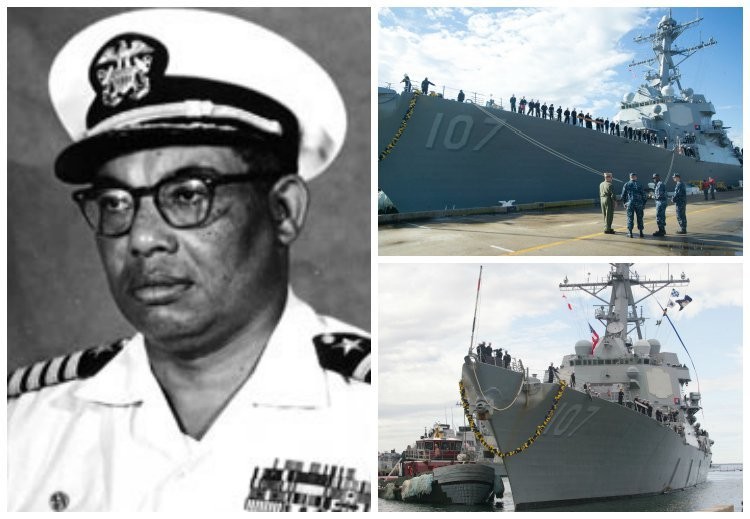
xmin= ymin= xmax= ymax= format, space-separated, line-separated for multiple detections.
xmin=377 ymin=470 xmax=742 ymax=512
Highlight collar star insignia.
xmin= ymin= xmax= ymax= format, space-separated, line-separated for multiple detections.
xmin=334 ymin=337 xmax=363 ymax=356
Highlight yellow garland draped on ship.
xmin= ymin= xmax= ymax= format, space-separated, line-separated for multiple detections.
xmin=378 ymin=91 xmax=420 ymax=162
xmin=459 ymin=379 xmax=566 ymax=458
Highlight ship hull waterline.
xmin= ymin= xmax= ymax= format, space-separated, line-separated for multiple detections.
xmin=379 ymin=93 xmax=742 ymax=214
xmin=461 ymin=359 xmax=711 ymax=510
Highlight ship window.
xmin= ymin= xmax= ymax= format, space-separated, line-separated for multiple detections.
xmin=606 ymin=359 xmax=612 ymax=365
xmin=644 ymin=359 xmax=650 ymax=364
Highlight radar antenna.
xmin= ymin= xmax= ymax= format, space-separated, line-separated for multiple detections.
xmin=627 ymin=11 xmax=717 ymax=93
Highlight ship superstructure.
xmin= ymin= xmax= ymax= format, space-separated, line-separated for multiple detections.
xmin=614 ymin=12 xmax=742 ymax=166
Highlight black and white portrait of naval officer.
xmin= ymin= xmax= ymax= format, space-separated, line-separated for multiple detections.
xmin=7 ymin=7 xmax=371 ymax=512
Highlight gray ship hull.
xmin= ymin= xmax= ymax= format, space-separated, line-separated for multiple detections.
xmin=461 ymin=360 xmax=711 ymax=510
xmin=379 ymin=92 xmax=742 ymax=213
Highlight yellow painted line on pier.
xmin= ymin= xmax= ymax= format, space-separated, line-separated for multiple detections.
xmin=507 ymin=202 xmax=736 ymax=256
xmin=508 ymin=231 xmax=607 ymax=255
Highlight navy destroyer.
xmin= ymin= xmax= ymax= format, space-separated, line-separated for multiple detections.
xmin=460 ymin=264 xmax=712 ymax=509
xmin=379 ymin=12 xmax=742 ymax=213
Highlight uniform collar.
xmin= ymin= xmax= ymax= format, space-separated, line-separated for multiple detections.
xmin=237 ymin=289 xmax=330 ymax=408
xmin=75 ymin=289 xmax=330 ymax=408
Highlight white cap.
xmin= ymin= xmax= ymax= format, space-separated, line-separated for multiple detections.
xmin=49 ymin=8 xmax=346 ymax=182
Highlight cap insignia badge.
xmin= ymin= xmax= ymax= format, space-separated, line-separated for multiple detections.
xmin=92 ymin=36 xmax=160 ymax=107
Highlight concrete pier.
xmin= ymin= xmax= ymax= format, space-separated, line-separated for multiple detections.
xmin=378 ymin=193 xmax=742 ymax=256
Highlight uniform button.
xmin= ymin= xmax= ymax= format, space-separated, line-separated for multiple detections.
xmin=49 ymin=491 xmax=70 ymax=511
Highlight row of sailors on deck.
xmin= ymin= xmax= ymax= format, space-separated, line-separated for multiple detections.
xmin=475 ymin=341 xmax=512 ymax=368
xmin=630 ymin=398 xmax=683 ymax=426
xmin=508 ymin=95 xmax=694 ymax=151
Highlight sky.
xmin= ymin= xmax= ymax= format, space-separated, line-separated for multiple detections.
xmin=379 ymin=7 xmax=743 ymax=149
xmin=378 ymin=262 xmax=743 ymax=464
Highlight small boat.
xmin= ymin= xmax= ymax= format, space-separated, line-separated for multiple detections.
xmin=378 ymin=423 xmax=503 ymax=506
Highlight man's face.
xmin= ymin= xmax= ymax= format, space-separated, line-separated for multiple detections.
xmin=93 ymin=145 xmax=284 ymax=356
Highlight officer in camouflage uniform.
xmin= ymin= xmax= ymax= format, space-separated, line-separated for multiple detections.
xmin=599 ymin=171 xmax=616 ymax=234
xmin=651 ymin=173 xmax=667 ymax=236
xmin=620 ymin=172 xmax=646 ymax=238
xmin=672 ymin=172 xmax=687 ymax=234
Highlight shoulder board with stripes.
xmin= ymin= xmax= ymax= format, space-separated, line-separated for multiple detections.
xmin=313 ymin=332 xmax=370 ymax=384
xmin=7 ymin=338 xmax=126 ymax=399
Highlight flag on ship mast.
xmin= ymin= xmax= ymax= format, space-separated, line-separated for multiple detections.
xmin=562 ymin=294 xmax=572 ymax=311
xmin=676 ymin=295 xmax=693 ymax=311
xmin=589 ymin=323 xmax=600 ymax=354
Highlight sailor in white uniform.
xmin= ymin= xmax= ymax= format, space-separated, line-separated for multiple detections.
xmin=7 ymin=9 xmax=370 ymax=512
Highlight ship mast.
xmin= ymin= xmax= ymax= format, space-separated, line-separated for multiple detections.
xmin=468 ymin=266 xmax=482 ymax=355
xmin=559 ymin=263 xmax=689 ymax=343
xmin=628 ymin=9 xmax=717 ymax=94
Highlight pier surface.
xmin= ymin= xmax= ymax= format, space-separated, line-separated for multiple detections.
xmin=378 ymin=193 xmax=742 ymax=256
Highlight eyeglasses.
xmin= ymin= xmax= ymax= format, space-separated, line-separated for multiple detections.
xmin=72 ymin=167 xmax=267 ymax=237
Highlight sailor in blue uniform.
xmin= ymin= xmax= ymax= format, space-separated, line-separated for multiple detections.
xmin=672 ymin=172 xmax=688 ymax=234
xmin=8 ymin=9 xmax=370 ymax=512
xmin=401 ymin=73 xmax=412 ymax=93
xmin=651 ymin=173 xmax=667 ymax=236
xmin=620 ymin=172 xmax=646 ymax=238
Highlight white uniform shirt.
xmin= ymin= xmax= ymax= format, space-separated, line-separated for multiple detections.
xmin=8 ymin=291 xmax=371 ymax=512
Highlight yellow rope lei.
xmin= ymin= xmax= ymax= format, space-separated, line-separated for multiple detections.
xmin=459 ymin=379 xmax=567 ymax=458
xmin=378 ymin=91 xmax=420 ymax=162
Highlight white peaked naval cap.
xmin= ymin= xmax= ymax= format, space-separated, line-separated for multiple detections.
xmin=49 ymin=8 xmax=347 ymax=182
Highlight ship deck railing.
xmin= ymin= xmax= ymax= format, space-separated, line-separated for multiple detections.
xmin=473 ymin=353 xmax=525 ymax=374
xmin=402 ymin=448 xmax=461 ymax=462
